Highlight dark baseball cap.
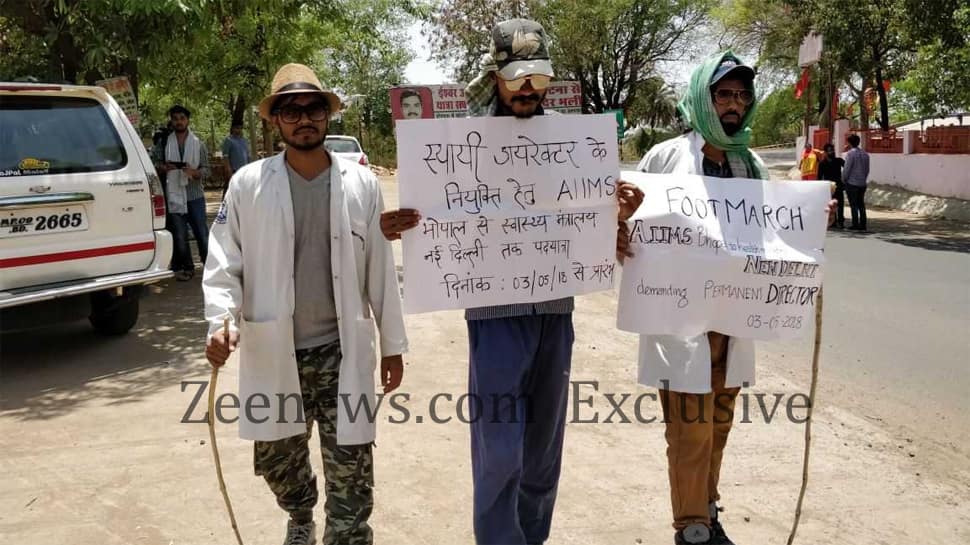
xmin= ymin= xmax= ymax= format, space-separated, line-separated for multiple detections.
xmin=710 ymin=58 xmax=755 ymax=87
xmin=489 ymin=19 xmax=555 ymax=80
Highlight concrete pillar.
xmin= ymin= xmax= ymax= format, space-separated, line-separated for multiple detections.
xmin=833 ymin=119 xmax=850 ymax=156
xmin=903 ymin=130 xmax=915 ymax=154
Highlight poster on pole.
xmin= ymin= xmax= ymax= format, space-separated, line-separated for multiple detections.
xmin=617 ymin=172 xmax=829 ymax=340
xmin=390 ymin=81 xmax=583 ymax=121
xmin=396 ymin=114 xmax=620 ymax=314
xmin=95 ymin=76 xmax=140 ymax=126
xmin=798 ymin=32 xmax=824 ymax=67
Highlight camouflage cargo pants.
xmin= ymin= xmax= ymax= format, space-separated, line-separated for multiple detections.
xmin=254 ymin=341 xmax=374 ymax=545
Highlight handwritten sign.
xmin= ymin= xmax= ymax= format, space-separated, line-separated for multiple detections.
xmin=396 ymin=114 xmax=619 ymax=313
xmin=617 ymin=172 xmax=829 ymax=340
xmin=96 ymin=76 xmax=139 ymax=126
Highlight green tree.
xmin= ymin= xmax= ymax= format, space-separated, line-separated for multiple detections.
xmin=427 ymin=0 xmax=536 ymax=82
xmin=626 ymin=75 xmax=679 ymax=129
xmin=717 ymin=0 xmax=942 ymax=130
xmin=712 ymin=0 xmax=807 ymax=73
xmin=749 ymin=86 xmax=802 ymax=146
xmin=538 ymin=0 xmax=713 ymax=113
xmin=0 ymin=0 xmax=200 ymax=91
xmin=427 ymin=0 xmax=713 ymax=116
xmin=897 ymin=2 xmax=970 ymax=115
xmin=313 ymin=0 xmax=420 ymax=165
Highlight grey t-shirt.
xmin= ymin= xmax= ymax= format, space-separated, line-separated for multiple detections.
xmin=286 ymin=163 xmax=339 ymax=349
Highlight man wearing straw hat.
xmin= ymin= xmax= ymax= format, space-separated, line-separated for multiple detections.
xmin=203 ymin=63 xmax=409 ymax=545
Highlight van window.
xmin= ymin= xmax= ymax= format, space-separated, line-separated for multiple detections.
xmin=0 ymin=95 xmax=128 ymax=177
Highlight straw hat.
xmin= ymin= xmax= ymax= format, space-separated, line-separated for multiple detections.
xmin=258 ymin=63 xmax=342 ymax=121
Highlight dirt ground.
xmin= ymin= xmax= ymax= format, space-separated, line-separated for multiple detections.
xmin=1 ymin=180 xmax=968 ymax=544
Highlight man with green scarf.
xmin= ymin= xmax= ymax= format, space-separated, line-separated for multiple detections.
xmin=636 ymin=51 xmax=763 ymax=545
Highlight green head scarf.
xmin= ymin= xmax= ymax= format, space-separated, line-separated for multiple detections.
xmin=678 ymin=50 xmax=768 ymax=180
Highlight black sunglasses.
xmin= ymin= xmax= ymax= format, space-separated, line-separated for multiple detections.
xmin=273 ymin=102 xmax=329 ymax=124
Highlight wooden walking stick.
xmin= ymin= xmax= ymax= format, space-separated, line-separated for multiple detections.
xmin=208 ymin=317 xmax=244 ymax=545
xmin=786 ymin=288 xmax=823 ymax=545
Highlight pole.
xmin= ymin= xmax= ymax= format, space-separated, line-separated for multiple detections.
xmin=786 ymin=288 xmax=823 ymax=545
xmin=208 ymin=317 xmax=244 ymax=545
xmin=804 ymin=66 xmax=813 ymax=141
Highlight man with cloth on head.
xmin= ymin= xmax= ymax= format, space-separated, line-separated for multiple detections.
xmin=381 ymin=18 xmax=643 ymax=545
xmin=637 ymin=51 xmax=835 ymax=545
xmin=202 ymin=63 xmax=408 ymax=545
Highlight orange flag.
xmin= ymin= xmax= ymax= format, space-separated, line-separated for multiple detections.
xmin=794 ymin=68 xmax=811 ymax=99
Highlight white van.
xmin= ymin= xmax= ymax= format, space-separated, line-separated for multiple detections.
xmin=0 ymin=82 xmax=173 ymax=335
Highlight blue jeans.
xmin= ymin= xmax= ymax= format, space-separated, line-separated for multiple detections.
xmin=467 ymin=313 xmax=574 ymax=545
xmin=167 ymin=197 xmax=209 ymax=271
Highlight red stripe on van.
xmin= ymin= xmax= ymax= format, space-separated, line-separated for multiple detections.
xmin=0 ymin=241 xmax=155 ymax=269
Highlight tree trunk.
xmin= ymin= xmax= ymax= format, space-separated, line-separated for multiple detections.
xmin=230 ymin=95 xmax=246 ymax=127
xmin=53 ymin=31 xmax=80 ymax=83
xmin=121 ymin=59 xmax=139 ymax=101
xmin=874 ymin=64 xmax=890 ymax=131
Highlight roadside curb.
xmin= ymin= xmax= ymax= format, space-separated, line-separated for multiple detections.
xmin=865 ymin=183 xmax=970 ymax=222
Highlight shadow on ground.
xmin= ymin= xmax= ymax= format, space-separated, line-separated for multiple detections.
xmin=829 ymin=209 xmax=970 ymax=254
xmin=0 ymin=276 xmax=209 ymax=421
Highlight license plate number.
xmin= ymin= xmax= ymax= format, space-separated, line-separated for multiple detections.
xmin=0 ymin=205 xmax=89 ymax=238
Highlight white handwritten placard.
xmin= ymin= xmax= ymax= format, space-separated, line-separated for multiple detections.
xmin=396 ymin=114 xmax=620 ymax=313
xmin=617 ymin=172 xmax=830 ymax=340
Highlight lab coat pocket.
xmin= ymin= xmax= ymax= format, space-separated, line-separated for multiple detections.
xmin=238 ymin=318 xmax=304 ymax=441
xmin=240 ymin=318 xmax=280 ymax=373
xmin=356 ymin=317 xmax=377 ymax=371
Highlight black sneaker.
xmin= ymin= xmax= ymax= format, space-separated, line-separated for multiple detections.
xmin=709 ymin=502 xmax=736 ymax=545
xmin=282 ymin=519 xmax=315 ymax=545
xmin=675 ymin=523 xmax=712 ymax=544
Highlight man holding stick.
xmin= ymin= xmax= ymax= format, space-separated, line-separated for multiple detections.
xmin=203 ymin=63 xmax=408 ymax=545
xmin=636 ymin=51 xmax=836 ymax=545
xmin=381 ymin=19 xmax=642 ymax=545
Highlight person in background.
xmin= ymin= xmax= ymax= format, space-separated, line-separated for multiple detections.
xmin=153 ymin=105 xmax=210 ymax=281
xmin=798 ymin=141 xmax=821 ymax=180
xmin=818 ymin=142 xmax=845 ymax=229
xmin=221 ymin=121 xmax=251 ymax=199
xmin=843 ymin=133 xmax=871 ymax=231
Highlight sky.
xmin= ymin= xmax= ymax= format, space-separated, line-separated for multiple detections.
xmin=404 ymin=23 xmax=450 ymax=85
xmin=401 ymin=21 xmax=740 ymax=92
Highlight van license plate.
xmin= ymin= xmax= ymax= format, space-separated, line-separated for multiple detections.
xmin=0 ymin=205 xmax=89 ymax=238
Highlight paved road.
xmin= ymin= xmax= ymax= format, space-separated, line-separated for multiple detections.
xmin=622 ymin=146 xmax=797 ymax=174
xmin=767 ymin=209 xmax=970 ymax=446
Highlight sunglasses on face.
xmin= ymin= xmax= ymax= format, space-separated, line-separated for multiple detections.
xmin=273 ymin=102 xmax=329 ymax=124
xmin=499 ymin=74 xmax=552 ymax=92
xmin=712 ymin=89 xmax=755 ymax=106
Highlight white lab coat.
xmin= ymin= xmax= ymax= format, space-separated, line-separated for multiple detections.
xmin=635 ymin=131 xmax=759 ymax=393
xmin=203 ymin=153 xmax=408 ymax=443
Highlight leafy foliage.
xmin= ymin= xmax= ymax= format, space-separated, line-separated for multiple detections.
xmin=427 ymin=0 xmax=714 ymax=126
xmin=749 ymin=87 xmax=802 ymax=146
